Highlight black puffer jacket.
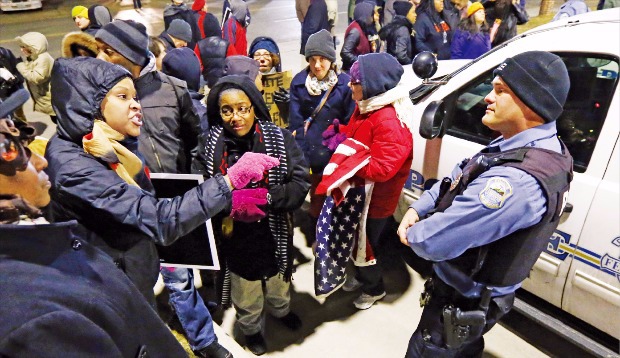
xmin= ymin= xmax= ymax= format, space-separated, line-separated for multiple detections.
xmin=197 ymin=36 xmax=230 ymax=88
xmin=45 ymin=57 xmax=231 ymax=303
xmin=379 ymin=15 xmax=415 ymax=65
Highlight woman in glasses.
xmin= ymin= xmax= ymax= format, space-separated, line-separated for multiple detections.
xmin=196 ymin=75 xmax=310 ymax=356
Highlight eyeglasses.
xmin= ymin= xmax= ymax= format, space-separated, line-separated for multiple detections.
xmin=253 ymin=53 xmax=271 ymax=60
xmin=220 ymin=105 xmax=253 ymax=120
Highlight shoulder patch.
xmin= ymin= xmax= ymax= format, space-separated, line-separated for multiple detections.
xmin=479 ymin=177 xmax=513 ymax=209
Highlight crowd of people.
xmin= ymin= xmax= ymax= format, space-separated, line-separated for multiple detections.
xmin=0 ymin=0 xmax=596 ymax=356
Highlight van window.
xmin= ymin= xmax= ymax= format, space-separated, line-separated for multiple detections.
xmin=446 ymin=54 xmax=619 ymax=173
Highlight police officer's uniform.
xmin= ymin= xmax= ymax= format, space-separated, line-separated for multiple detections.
xmin=403 ymin=51 xmax=574 ymax=357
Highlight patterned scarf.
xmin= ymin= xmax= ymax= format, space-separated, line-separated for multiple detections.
xmin=82 ymin=120 xmax=143 ymax=188
xmin=305 ymin=69 xmax=339 ymax=96
xmin=204 ymin=120 xmax=291 ymax=305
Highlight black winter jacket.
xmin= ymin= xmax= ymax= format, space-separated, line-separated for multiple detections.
xmin=135 ymin=57 xmax=201 ymax=174
xmin=0 ymin=221 xmax=186 ymax=357
xmin=379 ymin=15 xmax=415 ymax=65
xmin=46 ymin=57 xmax=231 ymax=303
xmin=197 ymin=36 xmax=230 ymax=88
xmin=413 ymin=11 xmax=453 ymax=59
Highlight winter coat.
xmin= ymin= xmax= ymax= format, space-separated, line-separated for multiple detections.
xmin=484 ymin=0 xmax=528 ymax=47
xmin=450 ymin=29 xmax=491 ymax=59
xmin=223 ymin=17 xmax=248 ymax=56
xmin=413 ymin=10 xmax=454 ymax=59
xmin=300 ymin=0 xmax=331 ymax=55
xmin=45 ymin=57 xmax=231 ymax=303
xmin=344 ymin=105 xmax=413 ymax=218
xmin=197 ymin=36 xmax=232 ymax=88
xmin=379 ymin=15 xmax=415 ymax=65
xmin=296 ymin=0 xmax=311 ymax=22
xmin=342 ymin=21 xmax=372 ymax=71
xmin=15 ymin=33 xmax=55 ymax=116
xmin=83 ymin=5 xmax=112 ymax=36
xmin=0 ymin=221 xmax=186 ymax=357
xmin=135 ymin=56 xmax=202 ymax=174
xmin=289 ymin=69 xmax=356 ymax=172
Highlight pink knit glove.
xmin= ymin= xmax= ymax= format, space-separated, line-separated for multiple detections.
xmin=230 ymin=188 xmax=268 ymax=223
xmin=322 ymin=119 xmax=347 ymax=151
xmin=227 ymin=152 xmax=280 ymax=189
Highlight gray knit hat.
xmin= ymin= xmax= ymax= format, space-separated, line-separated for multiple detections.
xmin=305 ymin=29 xmax=336 ymax=63
xmin=95 ymin=20 xmax=149 ymax=67
xmin=168 ymin=19 xmax=192 ymax=43
xmin=223 ymin=55 xmax=260 ymax=82
xmin=493 ymin=51 xmax=570 ymax=123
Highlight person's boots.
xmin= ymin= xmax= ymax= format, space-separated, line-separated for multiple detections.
xmin=193 ymin=340 xmax=233 ymax=358
xmin=244 ymin=332 xmax=267 ymax=356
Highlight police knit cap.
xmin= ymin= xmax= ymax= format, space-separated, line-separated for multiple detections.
xmin=95 ymin=20 xmax=149 ymax=67
xmin=305 ymin=29 xmax=336 ymax=63
xmin=168 ymin=19 xmax=193 ymax=43
xmin=493 ymin=51 xmax=570 ymax=123
xmin=72 ymin=5 xmax=88 ymax=18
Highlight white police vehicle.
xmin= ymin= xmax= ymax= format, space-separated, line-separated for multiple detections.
xmin=396 ymin=8 xmax=620 ymax=355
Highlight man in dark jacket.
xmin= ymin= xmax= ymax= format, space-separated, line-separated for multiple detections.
xmin=300 ymin=0 xmax=331 ymax=55
xmin=197 ymin=13 xmax=235 ymax=89
xmin=379 ymin=1 xmax=417 ymax=64
xmin=96 ymin=20 xmax=201 ymax=174
xmin=0 ymin=117 xmax=186 ymax=357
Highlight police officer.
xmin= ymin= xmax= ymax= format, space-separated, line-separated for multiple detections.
xmin=397 ymin=50 xmax=573 ymax=357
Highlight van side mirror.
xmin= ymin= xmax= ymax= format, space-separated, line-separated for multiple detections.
xmin=420 ymin=100 xmax=446 ymax=139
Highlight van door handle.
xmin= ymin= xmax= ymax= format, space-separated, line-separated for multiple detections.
xmin=562 ymin=202 xmax=573 ymax=214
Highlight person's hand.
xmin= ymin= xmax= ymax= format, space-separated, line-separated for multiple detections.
xmin=397 ymin=208 xmax=420 ymax=245
xmin=227 ymin=152 xmax=280 ymax=189
xmin=273 ymin=86 xmax=290 ymax=121
xmin=321 ymin=119 xmax=347 ymax=151
xmin=230 ymin=188 xmax=268 ymax=223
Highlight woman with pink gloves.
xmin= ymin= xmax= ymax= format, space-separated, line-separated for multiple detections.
xmin=196 ymin=75 xmax=311 ymax=356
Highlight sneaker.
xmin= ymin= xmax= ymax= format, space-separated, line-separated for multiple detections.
xmin=342 ymin=276 xmax=363 ymax=292
xmin=194 ymin=341 xmax=233 ymax=358
xmin=353 ymin=292 xmax=387 ymax=310
xmin=278 ymin=311 xmax=302 ymax=331
xmin=245 ymin=332 xmax=267 ymax=356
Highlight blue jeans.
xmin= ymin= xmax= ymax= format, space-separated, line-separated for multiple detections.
xmin=160 ymin=267 xmax=216 ymax=351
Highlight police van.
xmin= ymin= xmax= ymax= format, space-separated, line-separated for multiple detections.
xmin=396 ymin=8 xmax=620 ymax=354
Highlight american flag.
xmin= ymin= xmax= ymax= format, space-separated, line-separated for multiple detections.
xmin=314 ymin=138 xmax=376 ymax=297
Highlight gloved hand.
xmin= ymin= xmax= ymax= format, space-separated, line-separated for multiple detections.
xmin=273 ymin=86 xmax=290 ymax=121
xmin=227 ymin=152 xmax=280 ymax=189
xmin=230 ymin=188 xmax=268 ymax=223
xmin=321 ymin=119 xmax=347 ymax=151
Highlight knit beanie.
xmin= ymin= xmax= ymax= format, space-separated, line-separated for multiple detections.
xmin=251 ymin=39 xmax=278 ymax=56
xmin=393 ymin=1 xmax=414 ymax=16
xmin=168 ymin=19 xmax=193 ymax=43
xmin=95 ymin=20 xmax=149 ymax=67
xmin=191 ymin=0 xmax=206 ymax=11
xmin=72 ymin=5 xmax=88 ymax=18
xmin=493 ymin=51 xmax=570 ymax=123
xmin=304 ymin=29 xmax=336 ymax=63
xmin=162 ymin=47 xmax=201 ymax=92
xmin=223 ymin=55 xmax=260 ymax=82
xmin=356 ymin=53 xmax=404 ymax=100
xmin=466 ymin=2 xmax=484 ymax=17
xmin=202 ymin=13 xmax=221 ymax=38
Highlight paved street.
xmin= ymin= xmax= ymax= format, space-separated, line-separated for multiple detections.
xmin=0 ymin=1 xmax=599 ymax=357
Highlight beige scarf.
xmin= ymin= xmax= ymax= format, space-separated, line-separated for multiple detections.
xmin=82 ymin=120 xmax=143 ymax=188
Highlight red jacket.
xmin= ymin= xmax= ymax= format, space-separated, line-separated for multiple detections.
xmin=344 ymin=105 xmax=413 ymax=218
xmin=222 ymin=18 xmax=247 ymax=56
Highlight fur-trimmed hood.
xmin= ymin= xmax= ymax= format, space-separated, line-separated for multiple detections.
xmin=61 ymin=31 xmax=98 ymax=58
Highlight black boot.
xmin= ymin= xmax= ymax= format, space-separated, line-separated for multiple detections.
xmin=194 ymin=340 xmax=233 ymax=358
xmin=278 ymin=311 xmax=302 ymax=331
xmin=244 ymin=332 xmax=267 ymax=356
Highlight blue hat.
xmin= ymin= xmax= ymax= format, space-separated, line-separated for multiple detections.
xmin=162 ymin=47 xmax=201 ymax=92
xmin=356 ymin=53 xmax=403 ymax=100
xmin=250 ymin=39 xmax=278 ymax=56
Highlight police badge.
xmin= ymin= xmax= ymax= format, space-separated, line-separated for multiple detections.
xmin=479 ymin=177 xmax=513 ymax=209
